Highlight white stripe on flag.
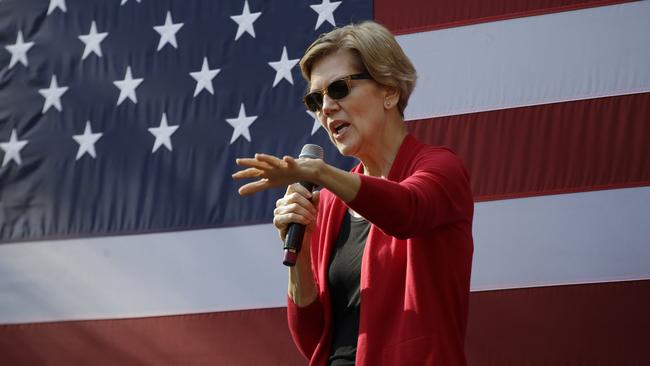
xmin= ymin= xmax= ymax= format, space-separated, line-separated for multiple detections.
xmin=398 ymin=1 xmax=650 ymax=120
xmin=471 ymin=186 xmax=650 ymax=291
xmin=0 ymin=224 xmax=286 ymax=324
xmin=1 ymin=186 xmax=649 ymax=324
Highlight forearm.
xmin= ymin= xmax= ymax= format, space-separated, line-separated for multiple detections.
xmin=287 ymin=233 xmax=318 ymax=307
xmin=313 ymin=161 xmax=361 ymax=203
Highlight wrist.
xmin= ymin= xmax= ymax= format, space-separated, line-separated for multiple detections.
xmin=311 ymin=158 xmax=327 ymax=187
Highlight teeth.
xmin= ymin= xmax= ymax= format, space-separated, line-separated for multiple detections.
xmin=334 ymin=123 xmax=348 ymax=134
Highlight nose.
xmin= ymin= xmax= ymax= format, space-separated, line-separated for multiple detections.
xmin=321 ymin=94 xmax=339 ymax=116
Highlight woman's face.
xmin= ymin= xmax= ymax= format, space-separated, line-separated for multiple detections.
xmin=309 ymin=50 xmax=388 ymax=158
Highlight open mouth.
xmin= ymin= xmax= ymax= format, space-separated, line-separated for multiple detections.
xmin=331 ymin=121 xmax=350 ymax=137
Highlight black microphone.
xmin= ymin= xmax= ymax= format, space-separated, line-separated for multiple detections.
xmin=283 ymin=144 xmax=324 ymax=267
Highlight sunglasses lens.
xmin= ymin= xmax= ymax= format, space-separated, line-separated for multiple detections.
xmin=327 ymin=79 xmax=349 ymax=99
xmin=303 ymin=78 xmax=353 ymax=112
xmin=304 ymin=93 xmax=322 ymax=112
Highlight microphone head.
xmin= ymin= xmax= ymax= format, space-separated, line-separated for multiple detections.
xmin=299 ymin=144 xmax=324 ymax=160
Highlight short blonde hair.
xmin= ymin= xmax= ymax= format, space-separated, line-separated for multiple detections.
xmin=300 ymin=21 xmax=417 ymax=116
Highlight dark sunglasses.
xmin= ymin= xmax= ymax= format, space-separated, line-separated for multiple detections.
xmin=303 ymin=73 xmax=372 ymax=112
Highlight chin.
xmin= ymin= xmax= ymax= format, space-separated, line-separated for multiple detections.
xmin=334 ymin=143 xmax=359 ymax=158
xmin=329 ymin=133 xmax=362 ymax=157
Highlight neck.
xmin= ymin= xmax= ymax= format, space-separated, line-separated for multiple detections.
xmin=358 ymin=115 xmax=407 ymax=178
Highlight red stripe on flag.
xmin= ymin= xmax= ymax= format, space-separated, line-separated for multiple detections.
xmin=2 ymin=281 xmax=648 ymax=365
xmin=0 ymin=308 xmax=305 ymax=366
xmin=466 ymin=280 xmax=650 ymax=365
xmin=407 ymin=93 xmax=650 ymax=201
xmin=375 ymin=0 xmax=636 ymax=34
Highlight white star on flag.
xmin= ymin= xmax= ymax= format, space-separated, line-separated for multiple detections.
xmin=113 ymin=66 xmax=144 ymax=105
xmin=190 ymin=57 xmax=221 ymax=97
xmin=148 ymin=113 xmax=179 ymax=152
xmin=38 ymin=75 xmax=69 ymax=113
xmin=73 ymin=121 xmax=103 ymax=160
xmin=268 ymin=46 xmax=299 ymax=87
xmin=79 ymin=21 xmax=108 ymax=60
xmin=306 ymin=110 xmax=323 ymax=135
xmin=226 ymin=103 xmax=258 ymax=144
xmin=230 ymin=0 xmax=262 ymax=41
xmin=120 ymin=0 xmax=141 ymax=5
xmin=154 ymin=11 xmax=184 ymax=51
xmin=310 ymin=0 xmax=342 ymax=30
xmin=5 ymin=31 xmax=34 ymax=69
xmin=47 ymin=0 xmax=67 ymax=15
xmin=0 ymin=129 xmax=29 ymax=167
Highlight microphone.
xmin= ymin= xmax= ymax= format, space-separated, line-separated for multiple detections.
xmin=283 ymin=144 xmax=324 ymax=267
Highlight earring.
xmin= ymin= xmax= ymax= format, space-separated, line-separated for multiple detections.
xmin=385 ymin=101 xmax=391 ymax=108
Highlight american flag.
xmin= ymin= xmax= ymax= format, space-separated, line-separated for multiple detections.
xmin=1 ymin=0 xmax=649 ymax=364
xmin=0 ymin=0 xmax=368 ymax=242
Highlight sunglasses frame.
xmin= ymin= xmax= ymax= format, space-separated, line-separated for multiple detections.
xmin=303 ymin=73 xmax=372 ymax=112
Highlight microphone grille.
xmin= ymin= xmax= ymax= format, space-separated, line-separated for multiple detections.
xmin=299 ymin=144 xmax=324 ymax=159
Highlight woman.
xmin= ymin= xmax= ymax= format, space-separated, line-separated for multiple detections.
xmin=233 ymin=21 xmax=474 ymax=366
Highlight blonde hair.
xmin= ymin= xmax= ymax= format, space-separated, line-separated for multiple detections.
xmin=300 ymin=21 xmax=417 ymax=116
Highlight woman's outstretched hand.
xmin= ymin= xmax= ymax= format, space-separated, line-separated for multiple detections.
xmin=232 ymin=153 xmax=321 ymax=196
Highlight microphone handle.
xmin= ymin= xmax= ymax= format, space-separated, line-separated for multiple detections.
xmin=282 ymin=180 xmax=317 ymax=266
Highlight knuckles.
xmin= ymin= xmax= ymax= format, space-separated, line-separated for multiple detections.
xmin=273 ymin=185 xmax=318 ymax=234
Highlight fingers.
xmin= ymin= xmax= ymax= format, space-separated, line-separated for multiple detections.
xmin=277 ymin=187 xmax=316 ymax=211
xmin=238 ymin=179 xmax=271 ymax=196
xmin=233 ymin=154 xmax=319 ymax=198
xmin=256 ymin=153 xmax=285 ymax=167
xmin=286 ymin=182 xmax=313 ymax=198
xmin=273 ymin=203 xmax=316 ymax=226
xmin=273 ymin=205 xmax=317 ymax=241
xmin=233 ymin=154 xmax=291 ymax=193
xmin=235 ymin=157 xmax=271 ymax=170
xmin=235 ymin=154 xmax=285 ymax=174
xmin=231 ymin=167 xmax=263 ymax=180
xmin=232 ymin=157 xmax=271 ymax=182
xmin=273 ymin=186 xmax=319 ymax=240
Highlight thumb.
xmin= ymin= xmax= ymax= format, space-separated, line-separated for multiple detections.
xmin=311 ymin=190 xmax=320 ymax=207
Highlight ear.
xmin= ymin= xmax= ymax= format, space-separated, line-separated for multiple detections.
xmin=382 ymin=86 xmax=400 ymax=110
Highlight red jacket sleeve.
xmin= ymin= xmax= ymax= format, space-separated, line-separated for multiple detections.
xmin=347 ymin=148 xmax=473 ymax=239
xmin=286 ymin=293 xmax=324 ymax=360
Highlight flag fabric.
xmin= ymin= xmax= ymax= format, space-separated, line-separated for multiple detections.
xmin=1 ymin=0 xmax=649 ymax=365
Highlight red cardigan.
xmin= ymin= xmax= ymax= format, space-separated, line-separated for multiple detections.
xmin=287 ymin=134 xmax=474 ymax=366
